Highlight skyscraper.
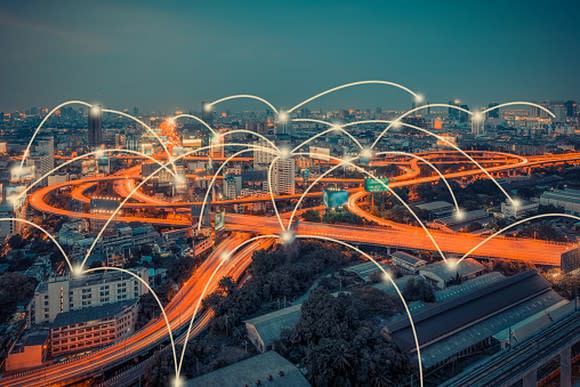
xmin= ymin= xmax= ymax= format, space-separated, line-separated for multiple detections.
xmin=88 ymin=105 xmax=103 ymax=147
xmin=272 ymin=158 xmax=295 ymax=195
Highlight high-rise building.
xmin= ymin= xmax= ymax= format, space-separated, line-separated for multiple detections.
xmin=471 ymin=118 xmax=484 ymax=136
xmin=253 ymin=139 xmax=276 ymax=170
xmin=88 ymin=106 xmax=103 ymax=147
xmin=486 ymin=103 xmax=500 ymax=119
xmin=201 ymin=101 xmax=213 ymax=127
xmin=272 ymin=158 xmax=295 ymax=195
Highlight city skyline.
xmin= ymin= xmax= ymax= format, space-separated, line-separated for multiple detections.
xmin=1 ymin=0 xmax=580 ymax=112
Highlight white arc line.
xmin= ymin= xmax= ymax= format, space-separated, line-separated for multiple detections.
xmin=207 ymin=94 xmax=279 ymax=114
xmin=172 ymin=113 xmax=218 ymax=136
xmin=294 ymin=234 xmax=424 ymax=387
xmin=287 ymin=80 xmax=420 ymax=113
xmin=457 ymin=213 xmax=580 ymax=264
xmin=20 ymin=100 xmax=92 ymax=169
xmin=15 ymin=148 xmax=176 ymax=204
xmin=0 ymin=217 xmax=73 ymax=271
xmin=82 ymin=266 xmax=179 ymax=376
xmin=290 ymin=118 xmax=363 ymax=151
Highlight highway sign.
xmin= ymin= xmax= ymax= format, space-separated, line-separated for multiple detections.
xmin=364 ymin=177 xmax=389 ymax=192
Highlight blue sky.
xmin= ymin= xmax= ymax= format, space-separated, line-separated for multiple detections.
xmin=0 ymin=0 xmax=579 ymax=112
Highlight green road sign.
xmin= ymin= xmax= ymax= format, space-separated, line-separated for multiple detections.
xmin=364 ymin=177 xmax=389 ymax=192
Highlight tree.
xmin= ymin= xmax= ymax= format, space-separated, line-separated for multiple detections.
xmin=403 ymin=277 xmax=435 ymax=302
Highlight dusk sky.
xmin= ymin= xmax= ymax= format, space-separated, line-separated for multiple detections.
xmin=1 ymin=0 xmax=579 ymax=113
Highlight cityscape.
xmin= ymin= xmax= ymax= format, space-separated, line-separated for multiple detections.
xmin=0 ymin=2 xmax=579 ymax=387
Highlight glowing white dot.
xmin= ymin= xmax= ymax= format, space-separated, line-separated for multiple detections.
xmin=331 ymin=123 xmax=343 ymax=132
xmin=360 ymin=148 xmax=373 ymax=160
xmin=454 ymin=209 xmax=465 ymax=221
xmin=71 ymin=265 xmax=84 ymax=277
xmin=511 ymin=198 xmax=521 ymax=208
xmin=220 ymin=252 xmax=231 ymax=262
xmin=203 ymin=103 xmax=212 ymax=113
xmin=280 ymin=230 xmax=295 ymax=245
xmin=90 ymin=105 xmax=101 ymax=116
xmin=279 ymin=146 xmax=291 ymax=159
xmin=171 ymin=376 xmax=185 ymax=387
xmin=472 ymin=111 xmax=484 ymax=122
xmin=381 ymin=271 xmax=392 ymax=282
xmin=277 ymin=111 xmax=289 ymax=124
xmin=174 ymin=174 xmax=186 ymax=186
xmin=414 ymin=94 xmax=424 ymax=104
xmin=94 ymin=148 xmax=105 ymax=159
xmin=391 ymin=120 xmax=402 ymax=129
xmin=446 ymin=260 xmax=458 ymax=270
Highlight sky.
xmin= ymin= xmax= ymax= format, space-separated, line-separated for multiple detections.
xmin=0 ymin=0 xmax=579 ymax=113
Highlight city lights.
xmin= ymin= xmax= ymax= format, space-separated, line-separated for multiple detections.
xmin=277 ymin=110 xmax=289 ymax=124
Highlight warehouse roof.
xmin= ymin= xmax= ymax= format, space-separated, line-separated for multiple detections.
xmin=187 ymin=351 xmax=310 ymax=387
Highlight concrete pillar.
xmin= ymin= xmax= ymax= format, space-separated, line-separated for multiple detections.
xmin=560 ymin=346 xmax=572 ymax=387
xmin=522 ymin=367 xmax=537 ymax=387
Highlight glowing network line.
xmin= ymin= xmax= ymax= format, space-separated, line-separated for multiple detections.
xmin=324 ymin=118 xmax=527 ymax=206
xmin=457 ymin=213 xmax=580 ymax=264
xmin=82 ymin=266 xmax=179 ymax=376
xmin=206 ymin=94 xmax=279 ymax=114
xmin=196 ymin=146 xmax=281 ymax=232
xmin=293 ymin=234 xmax=424 ymax=387
xmin=369 ymin=101 xmax=555 ymax=151
xmin=172 ymin=113 xmax=218 ymax=136
xmin=102 ymin=108 xmax=177 ymax=173
xmin=13 ymin=148 xmax=177 ymax=205
xmin=0 ymin=217 xmax=73 ymax=271
xmin=290 ymin=118 xmax=364 ymax=151
xmin=287 ymin=80 xmax=422 ymax=113
xmin=283 ymin=152 xmax=449 ymax=261
xmin=79 ymin=142 xmax=285 ymax=269
xmin=19 ymin=100 xmax=92 ymax=170
xmin=175 ymin=234 xmax=279 ymax=382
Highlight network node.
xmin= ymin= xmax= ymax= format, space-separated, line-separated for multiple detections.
xmin=446 ymin=259 xmax=458 ymax=270
xmin=472 ymin=111 xmax=484 ymax=122
xmin=381 ymin=271 xmax=392 ymax=282
xmin=277 ymin=110 xmax=289 ymax=124
xmin=454 ymin=209 xmax=465 ymax=221
xmin=331 ymin=123 xmax=343 ymax=132
xmin=511 ymin=198 xmax=522 ymax=209
xmin=174 ymin=174 xmax=186 ymax=186
xmin=71 ymin=265 xmax=84 ymax=278
xmin=220 ymin=251 xmax=231 ymax=262
xmin=360 ymin=148 xmax=373 ymax=160
xmin=391 ymin=120 xmax=402 ymax=129
xmin=414 ymin=94 xmax=425 ymax=104
xmin=203 ymin=103 xmax=213 ymax=113
xmin=90 ymin=105 xmax=101 ymax=116
xmin=279 ymin=146 xmax=291 ymax=160
xmin=279 ymin=230 xmax=295 ymax=245
xmin=171 ymin=376 xmax=185 ymax=387
xmin=94 ymin=148 xmax=105 ymax=159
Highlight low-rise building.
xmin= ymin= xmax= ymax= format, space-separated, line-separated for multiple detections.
xmin=540 ymin=188 xmax=580 ymax=214
xmin=49 ymin=301 xmax=138 ymax=357
xmin=5 ymin=329 xmax=49 ymax=371
xmin=390 ymin=251 xmax=427 ymax=274
xmin=186 ymin=351 xmax=310 ymax=387
xmin=500 ymin=199 xmax=539 ymax=219
xmin=28 ymin=268 xmax=148 ymax=325
xmin=416 ymin=201 xmax=455 ymax=219
xmin=418 ymin=258 xmax=485 ymax=289
xmin=244 ymin=304 xmax=301 ymax=353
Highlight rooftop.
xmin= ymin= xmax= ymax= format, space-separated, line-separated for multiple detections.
xmin=186 ymin=351 xmax=310 ymax=387
xmin=390 ymin=251 xmax=427 ymax=267
xmin=244 ymin=304 xmax=302 ymax=347
xmin=51 ymin=300 xmax=136 ymax=328
xmin=418 ymin=258 xmax=485 ymax=283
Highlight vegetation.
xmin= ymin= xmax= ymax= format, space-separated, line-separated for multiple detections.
xmin=0 ymin=273 xmax=37 ymax=322
xmin=403 ymin=277 xmax=435 ymax=302
xmin=278 ymin=287 xmax=411 ymax=386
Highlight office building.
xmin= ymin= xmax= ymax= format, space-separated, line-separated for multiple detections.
xmin=540 ymin=188 xmax=580 ymax=214
xmin=88 ymin=105 xmax=103 ymax=147
xmin=271 ymin=158 xmax=295 ymax=195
